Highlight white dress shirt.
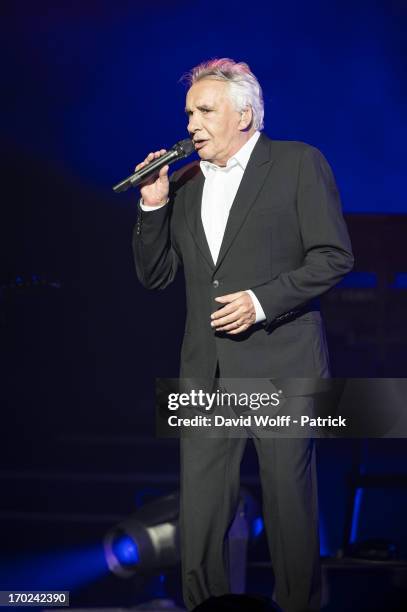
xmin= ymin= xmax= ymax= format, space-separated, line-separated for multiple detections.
xmin=140 ymin=130 xmax=266 ymax=323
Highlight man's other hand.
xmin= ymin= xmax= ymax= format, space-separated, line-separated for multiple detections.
xmin=211 ymin=291 xmax=256 ymax=334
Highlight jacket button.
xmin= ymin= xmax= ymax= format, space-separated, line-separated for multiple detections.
xmin=212 ymin=279 xmax=219 ymax=288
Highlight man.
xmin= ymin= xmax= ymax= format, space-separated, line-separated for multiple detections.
xmin=133 ymin=59 xmax=353 ymax=612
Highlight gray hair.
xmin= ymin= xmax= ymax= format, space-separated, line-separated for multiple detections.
xmin=183 ymin=58 xmax=264 ymax=131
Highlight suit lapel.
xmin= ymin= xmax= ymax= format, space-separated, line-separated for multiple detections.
xmin=183 ymin=133 xmax=274 ymax=272
xmin=183 ymin=168 xmax=215 ymax=270
xmin=214 ymin=133 xmax=273 ymax=272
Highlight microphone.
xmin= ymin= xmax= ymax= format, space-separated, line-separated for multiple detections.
xmin=112 ymin=138 xmax=195 ymax=193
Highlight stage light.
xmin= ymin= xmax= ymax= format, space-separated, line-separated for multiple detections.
xmin=104 ymin=492 xmax=179 ymax=578
xmin=111 ymin=534 xmax=140 ymax=567
xmin=104 ymin=488 xmax=262 ymax=583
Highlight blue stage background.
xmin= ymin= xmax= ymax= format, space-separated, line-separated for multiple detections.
xmin=3 ymin=0 xmax=406 ymax=212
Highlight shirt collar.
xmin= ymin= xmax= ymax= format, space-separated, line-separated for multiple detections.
xmin=200 ymin=130 xmax=261 ymax=177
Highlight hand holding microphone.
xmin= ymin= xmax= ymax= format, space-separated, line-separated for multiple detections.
xmin=113 ymin=139 xmax=194 ymax=207
xmin=136 ymin=149 xmax=170 ymax=207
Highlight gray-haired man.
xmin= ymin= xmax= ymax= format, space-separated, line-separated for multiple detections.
xmin=133 ymin=59 xmax=353 ymax=612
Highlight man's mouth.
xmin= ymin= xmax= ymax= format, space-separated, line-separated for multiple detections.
xmin=194 ymin=139 xmax=208 ymax=150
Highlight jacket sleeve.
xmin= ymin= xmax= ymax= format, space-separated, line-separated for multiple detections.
xmin=251 ymin=146 xmax=354 ymax=323
xmin=132 ymin=184 xmax=181 ymax=290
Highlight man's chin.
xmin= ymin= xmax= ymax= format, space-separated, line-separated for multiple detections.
xmin=197 ymin=148 xmax=212 ymax=161
xmin=194 ymin=140 xmax=211 ymax=157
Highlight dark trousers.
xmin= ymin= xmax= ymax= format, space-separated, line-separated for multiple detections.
xmin=179 ymin=434 xmax=321 ymax=612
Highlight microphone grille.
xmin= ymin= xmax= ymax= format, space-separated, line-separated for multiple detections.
xmin=177 ymin=138 xmax=195 ymax=156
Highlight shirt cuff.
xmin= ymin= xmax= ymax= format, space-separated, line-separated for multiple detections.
xmin=139 ymin=197 xmax=169 ymax=211
xmin=245 ymin=290 xmax=267 ymax=323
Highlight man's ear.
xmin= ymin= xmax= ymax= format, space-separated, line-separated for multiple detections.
xmin=238 ymin=106 xmax=253 ymax=131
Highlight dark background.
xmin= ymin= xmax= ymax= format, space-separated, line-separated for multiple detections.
xmin=1 ymin=1 xmax=407 ymax=609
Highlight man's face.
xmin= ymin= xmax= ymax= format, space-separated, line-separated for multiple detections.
xmin=185 ymin=78 xmax=252 ymax=166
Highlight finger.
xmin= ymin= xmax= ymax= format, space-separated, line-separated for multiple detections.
xmin=216 ymin=319 xmax=242 ymax=331
xmin=211 ymin=309 xmax=236 ymax=324
xmin=135 ymin=150 xmax=167 ymax=172
xmin=217 ymin=310 xmax=256 ymax=331
xmin=227 ymin=323 xmax=249 ymax=335
xmin=211 ymin=310 xmax=243 ymax=328
xmin=135 ymin=152 xmax=154 ymax=172
xmin=214 ymin=292 xmax=243 ymax=304
xmin=211 ymin=302 xmax=238 ymax=318
xmin=158 ymin=164 xmax=170 ymax=178
xmin=211 ymin=302 xmax=242 ymax=321
xmin=152 ymin=149 xmax=167 ymax=159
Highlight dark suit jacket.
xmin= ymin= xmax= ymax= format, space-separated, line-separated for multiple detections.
xmin=133 ymin=133 xmax=354 ymax=380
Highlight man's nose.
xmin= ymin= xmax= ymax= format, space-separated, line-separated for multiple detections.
xmin=187 ymin=115 xmax=200 ymax=135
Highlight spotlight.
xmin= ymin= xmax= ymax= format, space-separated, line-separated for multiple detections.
xmin=104 ymin=487 xmax=262 ymax=591
xmin=111 ymin=535 xmax=140 ymax=567
xmin=104 ymin=492 xmax=179 ymax=578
